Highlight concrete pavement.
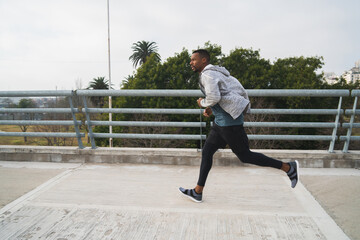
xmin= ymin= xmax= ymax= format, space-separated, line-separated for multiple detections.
xmin=0 ymin=161 xmax=358 ymax=240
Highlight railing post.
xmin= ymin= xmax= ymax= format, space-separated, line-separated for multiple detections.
xmin=328 ymin=96 xmax=342 ymax=152
xmin=343 ymin=96 xmax=358 ymax=153
xmin=82 ymin=96 xmax=97 ymax=149
xmin=68 ymin=94 xmax=84 ymax=149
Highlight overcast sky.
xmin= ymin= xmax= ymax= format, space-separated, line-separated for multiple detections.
xmin=1 ymin=0 xmax=359 ymax=91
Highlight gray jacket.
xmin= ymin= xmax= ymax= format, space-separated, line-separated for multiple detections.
xmin=199 ymin=64 xmax=250 ymax=119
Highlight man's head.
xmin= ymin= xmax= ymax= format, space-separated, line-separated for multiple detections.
xmin=190 ymin=49 xmax=210 ymax=73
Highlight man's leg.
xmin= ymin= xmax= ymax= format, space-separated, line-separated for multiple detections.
xmin=220 ymin=125 xmax=299 ymax=188
xmin=196 ymin=127 xmax=226 ymax=190
xmin=179 ymin=127 xmax=225 ymax=202
xmin=220 ymin=125 xmax=282 ymax=168
xmin=196 ymin=142 xmax=220 ymax=192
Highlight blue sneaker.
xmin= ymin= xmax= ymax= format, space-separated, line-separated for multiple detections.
xmin=179 ymin=187 xmax=202 ymax=203
xmin=287 ymin=160 xmax=299 ymax=188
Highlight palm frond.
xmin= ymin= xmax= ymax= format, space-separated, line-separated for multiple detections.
xmin=129 ymin=41 xmax=161 ymax=68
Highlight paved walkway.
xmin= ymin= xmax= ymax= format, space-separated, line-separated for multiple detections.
xmin=0 ymin=161 xmax=355 ymax=240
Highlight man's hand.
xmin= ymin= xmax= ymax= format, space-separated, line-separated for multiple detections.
xmin=203 ymin=107 xmax=212 ymax=117
xmin=197 ymin=98 xmax=203 ymax=107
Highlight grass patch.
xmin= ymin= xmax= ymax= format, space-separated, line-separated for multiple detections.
xmin=0 ymin=125 xmax=90 ymax=147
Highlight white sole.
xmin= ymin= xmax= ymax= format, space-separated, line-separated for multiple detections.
xmin=178 ymin=188 xmax=202 ymax=203
xmin=295 ymin=160 xmax=300 ymax=184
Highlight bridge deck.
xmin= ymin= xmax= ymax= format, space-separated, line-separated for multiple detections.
xmin=1 ymin=161 xmax=359 ymax=239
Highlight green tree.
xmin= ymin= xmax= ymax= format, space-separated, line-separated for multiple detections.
xmin=18 ymin=99 xmax=36 ymax=142
xmin=87 ymin=77 xmax=110 ymax=90
xmin=87 ymin=77 xmax=111 ymax=107
xmin=268 ymin=56 xmax=324 ymax=90
xmin=265 ymin=56 xmax=335 ymax=150
xmin=264 ymin=56 xmax=325 ymax=110
xmin=18 ymin=98 xmax=36 ymax=108
xmin=129 ymin=41 xmax=161 ymax=68
xmin=121 ymin=75 xmax=135 ymax=88
xmin=222 ymin=48 xmax=271 ymax=89
xmin=121 ymin=50 xmax=198 ymax=108
xmin=95 ymin=50 xmax=202 ymax=148
xmin=95 ymin=42 xmax=345 ymax=150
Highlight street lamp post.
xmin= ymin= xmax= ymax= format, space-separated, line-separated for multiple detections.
xmin=107 ymin=0 xmax=113 ymax=147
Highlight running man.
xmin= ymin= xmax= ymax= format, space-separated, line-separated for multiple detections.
xmin=179 ymin=49 xmax=299 ymax=203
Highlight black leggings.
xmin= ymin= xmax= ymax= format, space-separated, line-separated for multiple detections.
xmin=197 ymin=124 xmax=283 ymax=186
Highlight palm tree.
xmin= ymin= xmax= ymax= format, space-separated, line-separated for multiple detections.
xmin=129 ymin=41 xmax=161 ymax=68
xmin=121 ymin=75 xmax=134 ymax=88
xmin=87 ymin=77 xmax=112 ymax=107
xmin=87 ymin=77 xmax=110 ymax=90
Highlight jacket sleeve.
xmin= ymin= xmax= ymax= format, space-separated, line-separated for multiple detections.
xmin=199 ymin=72 xmax=221 ymax=107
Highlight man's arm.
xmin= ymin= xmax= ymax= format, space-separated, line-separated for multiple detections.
xmin=198 ymin=73 xmax=221 ymax=107
xmin=196 ymin=101 xmax=213 ymax=117
xmin=203 ymin=107 xmax=212 ymax=117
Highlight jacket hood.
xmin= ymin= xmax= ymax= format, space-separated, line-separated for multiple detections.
xmin=202 ymin=64 xmax=230 ymax=77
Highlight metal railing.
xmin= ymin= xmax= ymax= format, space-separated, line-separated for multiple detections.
xmin=0 ymin=90 xmax=85 ymax=148
xmin=247 ymin=89 xmax=348 ymax=152
xmin=76 ymin=90 xmax=206 ymax=149
xmin=341 ymin=89 xmax=360 ymax=152
xmin=0 ymin=89 xmax=358 ymax=152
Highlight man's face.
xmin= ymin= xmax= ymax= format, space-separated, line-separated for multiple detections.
xmin=190 ymin=53 xmax=206 ymax=73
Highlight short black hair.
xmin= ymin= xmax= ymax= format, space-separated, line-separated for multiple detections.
xmin=192 ymin=49 xmax=210 ymax=63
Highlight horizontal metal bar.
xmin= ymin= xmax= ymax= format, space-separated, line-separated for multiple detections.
xmin=83 ymin=108 xmax=343 ymax=115
xmin=0 ymin=132 xmax=85 ymax=138
xmin=82 ymin=108 xmax=203 ymax=114
xmin=247 ymin=89 xmax=349 ymax=97
xmin=351 ymin=90 xmax=360 ymax=97
xmin=77 ymin=89 xmax=204 ymax=97
xmin=244 ymin=122 xmax=338 ymax=128
xmin=0 ymin=108 xmax=342 ymax=115
xmin=342 ymin=123 xmax=360 ymax=128
xmin=76 ymin=89 xmax=349 ymax=97
xmin=0 ymin=108 xmax=78 ymax=113
xmin=249 ymin=109 xmax=343 ymax=115
xmin=339 ymin=136 xmax=360 ymax=141
xmin=0 ymin=120 xmax=81 ymax=126
xmin=87 ymin=121 xmax=206 ymax=128
xmin=0 ymin=89 xmax=350 ymax=98
xmin=344 ymin=109 xmax=360 ymax=115
xmin=92 ymin=133 xmax=206 ymax=140
xmin=0 ymin=90 xmax=74 ymax=97
xmin=247 ymin=135 xmax=334 ymax=141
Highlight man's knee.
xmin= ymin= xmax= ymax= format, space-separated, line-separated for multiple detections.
xmin=202 ymin=143 xmax=218 ymax=156
xmin=234 ymin=150 xmax=252 ymax=163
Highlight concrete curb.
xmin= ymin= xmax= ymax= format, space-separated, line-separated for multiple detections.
xmin=1 ymin=145 xmax=359 ymax=168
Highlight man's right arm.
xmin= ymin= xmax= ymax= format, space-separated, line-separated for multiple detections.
xmin=199 ymin=73 xmax=221 ymax=107
xmin=203 ymin=107 xmax=213 ymax=117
